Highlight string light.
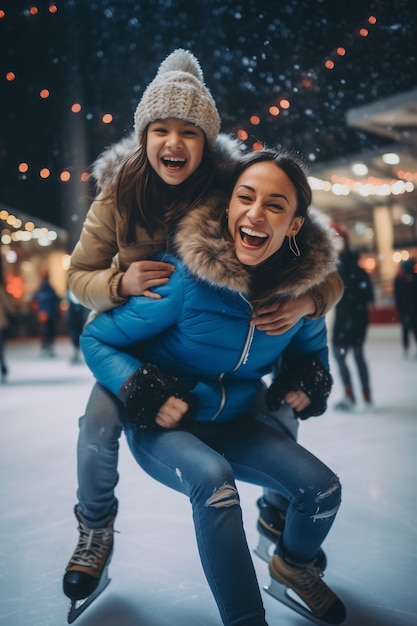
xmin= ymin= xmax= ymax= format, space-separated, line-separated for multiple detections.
xmin=235 ymin=15 xmax=377 ymax=144
xmin=1 ymin=7 xmax=379 ymax=179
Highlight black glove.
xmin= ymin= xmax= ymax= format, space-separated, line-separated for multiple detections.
xmin=266 ymin=355 xmax=333 ymax=419
xmin=118 ymin=363 xmax=197 ymax=428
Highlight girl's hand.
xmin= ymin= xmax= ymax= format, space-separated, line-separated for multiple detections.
xmin=155 ymin=396 xmax=189 ymax=429
xmin=251 ymin=295 xmax=316 ymax=335
xmin=283 ymin=390 xmax=311 ymax=413
xmin=119 ymin=260 xmax=175 ymax=299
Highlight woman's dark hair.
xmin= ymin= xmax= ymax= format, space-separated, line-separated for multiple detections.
xmin=229 ymin=148 xmax=312 ymax=218
xmin=110 ymin=131 xmax=217 ymax=243
xmin=227 ymin=148 xmax=313 ymax=306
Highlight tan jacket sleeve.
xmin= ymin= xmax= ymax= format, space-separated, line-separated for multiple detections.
xmin=67 ymin=196 xmax=128 ymax=312
xmin=307 ymin=271 xmax=344 ymax=318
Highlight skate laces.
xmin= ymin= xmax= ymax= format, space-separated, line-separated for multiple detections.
xmin=292 ymin=565 xmax=334 ymax=612
xmin=69 ymin=522 xmax=114 ymax=571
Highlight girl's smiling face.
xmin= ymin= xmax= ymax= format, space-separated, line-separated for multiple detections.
xmin=146 ymin=117 xmax=205 ymax=185
xmin=227 ymin=160 xmax=305 ymax=266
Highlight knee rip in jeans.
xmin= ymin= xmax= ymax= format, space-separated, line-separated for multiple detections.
xmin=205 ymin=482 xmax=239 ymax=508
xmin=311 ymin=477 xmax=341 ymax=522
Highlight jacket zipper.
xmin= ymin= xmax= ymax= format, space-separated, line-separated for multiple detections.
xmin=210 ymin=294 xmax=254 ymax=421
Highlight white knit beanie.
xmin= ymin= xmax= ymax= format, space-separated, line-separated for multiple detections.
xmin=134 ymin=49 xmax=221 ymax=149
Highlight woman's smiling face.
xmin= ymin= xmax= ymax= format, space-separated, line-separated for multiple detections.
xmin=227 ymin=160 xmax=304 ymax=266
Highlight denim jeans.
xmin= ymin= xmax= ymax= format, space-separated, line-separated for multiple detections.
xmin=124 ymin=400 xmax=341 ymax=626
xmin=76 ymin=383 xmax=124 ymax=527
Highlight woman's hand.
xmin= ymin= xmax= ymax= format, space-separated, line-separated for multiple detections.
xmin=119 ymin=260 xmax=175 ymax=299
xmin=283 ymin=390 xmax=311 ymax=414
xmin=155 ymin=396 xmax=189 ymax=429
xmin=251 ymin=295 xmax=316 ymax=335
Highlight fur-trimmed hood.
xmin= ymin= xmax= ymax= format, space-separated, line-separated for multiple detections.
xmin=91 ymin=131 xmax=245 ymax=192
xmin=174 ymin=196 xmax=339 ymax=299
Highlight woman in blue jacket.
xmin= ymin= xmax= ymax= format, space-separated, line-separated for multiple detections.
xmin=81 ymin=149 xmax=346 ymax=626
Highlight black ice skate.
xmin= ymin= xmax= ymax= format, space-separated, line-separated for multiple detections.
xmin=67 ymin=567 xmax=111 ymax=623
xmin=266 ymin=554 xmax=346 ymax=625
xmin=254 ymin=497 xmax=327 ymax=571
xmin=63 ymin=505 xmax=116 ymax=623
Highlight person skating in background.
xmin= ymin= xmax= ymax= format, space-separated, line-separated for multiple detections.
xmin=331 ymin=225 xmax=374 ymax=411
xmin=63 ymin=48 xmax=344 ymax=616
xmin=80 ymin=149 xmax=346 ymax=626
xmin=0 ymin=264 xmax=15 ymax=382
xmin=394 ymin=258 xmax=417 ymax=358
xmin=31 ymin=271 xmax=61 ymax=357
xmin=65 ymin=289 xmax=89 ymax=364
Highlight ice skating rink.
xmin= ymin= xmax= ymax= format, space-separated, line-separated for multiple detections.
xmin=1 ymin=324 xmax=416 ymax=626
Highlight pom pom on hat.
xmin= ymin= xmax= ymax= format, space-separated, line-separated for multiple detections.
xmin=134 ymin=49 xmax=220 ymax=149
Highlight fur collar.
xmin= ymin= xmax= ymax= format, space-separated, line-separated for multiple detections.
xmin=174 ymin=196 xmax=339 ymax=298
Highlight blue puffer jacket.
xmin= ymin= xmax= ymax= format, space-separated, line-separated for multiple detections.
xmin=81 ymin=196 xmax=339 ymax=423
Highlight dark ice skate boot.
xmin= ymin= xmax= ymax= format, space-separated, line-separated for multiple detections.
xmin=255 ymin=497 xmax=327 ymax=570
xmin=63 ymin=505 xmax=116 ymax=622
xmin=267 ymin=554 xmax=346 ymax=625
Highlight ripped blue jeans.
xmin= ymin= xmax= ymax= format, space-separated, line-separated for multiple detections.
xmin=124 ymin=411 xmax=341 ymax=626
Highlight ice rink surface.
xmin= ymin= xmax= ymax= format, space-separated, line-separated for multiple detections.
xmin=1 ymin=325 xmax=416 ymax=626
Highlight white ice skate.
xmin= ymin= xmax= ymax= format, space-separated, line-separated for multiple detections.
xmin=67 ymin=565 xmax=111 ymax=623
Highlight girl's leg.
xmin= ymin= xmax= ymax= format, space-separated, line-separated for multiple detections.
xmin=125 ymin=425 xmax=268 ymax=626
xmin=76 ymin=383 xmax=124 ymax=526
xmin=64 ymin=383 xmax=125 ymax=602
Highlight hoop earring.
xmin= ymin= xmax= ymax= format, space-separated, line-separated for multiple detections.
xmin=288 ymin=234 xmax=300 ymax=257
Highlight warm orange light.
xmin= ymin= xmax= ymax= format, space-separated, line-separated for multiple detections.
xmin=361 ymin=256 xmax=376 ymax=272
xmin=368 ymin=15 xmax=377 ymax=25
xmin=0 ymin=10 xmax=5 ymax=18
xmin=250 ymin=115 xmax=260 ymax=126
xmin=325 ymin=60 xmax=335 ymax=69
xmin=60 ymin=171 xmax=71 ymax=182
xmin=6 ymin=275 xmax=24 ymax=299
xmin=336 ymin=47 xmax=346 ymax=56
xmin=102 ymin=114 xmax=113 ymax=124
xmin=359 ymin=28 xmax=369 ymax=37
xmin=279 ymin=99 xmax=290 ymax=110
xmin=71 ymin=103 xmax=82 ymax=113
xmin=49 ymin=4 xmax=58 ymax=13
xmin=6 ymin=71 xmax=15 ymax=81
xmin=40 ymin=168 xmax=50 ymax=178
xmin=40 ymin=89 xmax=50 ymax=98
xmin=18 ymin=162 xmax=29 ymax=173
xmin=269 ymin=106 xmax=280 ymax=116
xmin=80 ymin=172 xmax=90 ymax=182
xmin=237 ymin=129 xmax=248 ymax=141
xmin=29 ymin=6 xmax=39 ymax=15
xmin=253 ymin=141 xmax=263 ymax=151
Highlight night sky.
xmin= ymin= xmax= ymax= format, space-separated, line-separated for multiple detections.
xmin=1 ymin=0 xmax=416 ymax=239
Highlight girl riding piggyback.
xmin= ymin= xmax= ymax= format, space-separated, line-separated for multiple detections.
xmin=63 ymin=49 xmax=343 ymax=616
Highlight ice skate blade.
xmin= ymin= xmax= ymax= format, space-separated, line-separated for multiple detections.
xmin=253 ymin=533 xmax=273 ymax=562
xmin=67 ymin=568 xmax=111 ymax=623
xmin=264 ymin=577 xmax=341 ymax=625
